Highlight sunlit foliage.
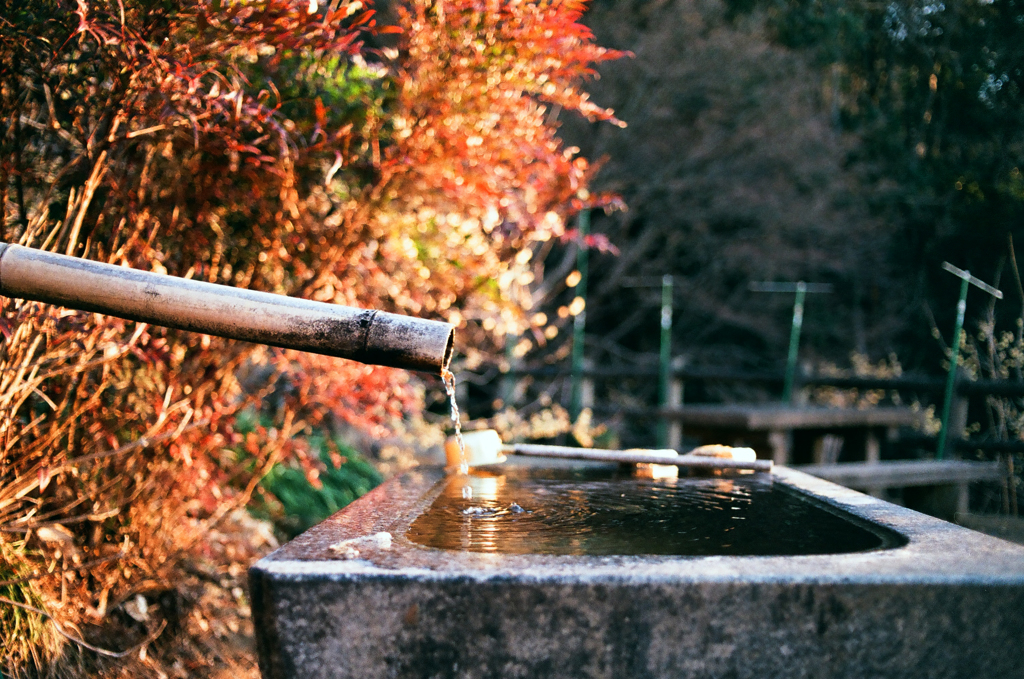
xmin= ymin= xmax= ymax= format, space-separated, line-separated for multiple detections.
xmin=0 ymin=0 xmax=621 ymax=672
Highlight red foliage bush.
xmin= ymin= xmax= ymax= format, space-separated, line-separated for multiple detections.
xmin=0 ymin=0 xmax=622 ymax=672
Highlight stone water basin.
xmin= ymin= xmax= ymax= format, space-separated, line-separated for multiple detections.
xmin=250 ymin=462 xmax=1024 ymax=678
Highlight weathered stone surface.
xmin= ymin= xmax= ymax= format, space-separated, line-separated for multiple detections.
xmin=250 ymin=466 xmax=1024 ymax=679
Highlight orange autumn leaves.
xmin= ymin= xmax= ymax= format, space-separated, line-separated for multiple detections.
xmin=0 ymin=1 xmax=622 ymax=666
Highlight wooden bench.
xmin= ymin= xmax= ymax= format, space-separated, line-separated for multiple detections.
xmin=660 ymin=405 xmax=924 ymax=464
xmin=794 ymin=460 xmax=1005 ymax=514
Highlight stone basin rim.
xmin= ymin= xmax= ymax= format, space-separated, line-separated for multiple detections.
xmin=250 ymin=463 xmax=1024 ymax=679
xmin=252 ymin=464 xmax=1024 ymax=585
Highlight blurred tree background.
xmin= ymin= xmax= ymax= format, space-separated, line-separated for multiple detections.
xmin=552 ymin=0 xmax=1023 ymax=378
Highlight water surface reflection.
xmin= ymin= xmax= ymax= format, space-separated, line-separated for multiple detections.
xmin=406 ymin=467 xmax=897 ymax=556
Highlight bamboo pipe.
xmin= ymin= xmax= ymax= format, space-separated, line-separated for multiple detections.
xmin=0 ymin=243 xmax=454 ymax=374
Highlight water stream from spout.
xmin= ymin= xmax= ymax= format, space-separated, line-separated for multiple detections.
xmin=441 ymin=367 xmax=468 ymax=476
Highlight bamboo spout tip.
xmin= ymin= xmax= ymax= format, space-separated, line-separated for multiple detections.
xmin=442 ymin=327 xmax=455 ymax=373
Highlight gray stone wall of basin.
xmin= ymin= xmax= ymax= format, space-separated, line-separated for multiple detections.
xmin=250 ymin=465 xmax=1024 ymax=679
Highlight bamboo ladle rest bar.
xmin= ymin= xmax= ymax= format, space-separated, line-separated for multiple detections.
xmin=0 ymin=243 xmax=454 ymax=374
xmin=449 ymin=430 xmax=773 ymax=472
xmin=509 ymin=444 xmax=772 ymax=472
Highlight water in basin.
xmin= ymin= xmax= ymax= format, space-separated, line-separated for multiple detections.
xmin=406 ymin=466 xmax=905 ymax=556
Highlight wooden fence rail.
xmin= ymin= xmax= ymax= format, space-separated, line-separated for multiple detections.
xmin=506 ymin=366 xmax=1024 ymax=397
xmin=479 ymin=363 xmax=1020 ymax=514
xmin=491 ymin=365 xmax=1024 ymax=456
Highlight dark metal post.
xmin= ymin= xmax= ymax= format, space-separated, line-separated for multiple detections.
xmin=499 ymin=332 xmax=517 ymax=408
xmin=667 ymin=356 xmax=685 ymax=450
xmin=570 ymin=210 xmax=589 ymax=418
xmin=937 ymin=262 xmax=1003 ymax=458
xmin=783 ymin=282 xmax=807 ymax=404
xmin=749 ymin=281 xmax=832 ymax=404
xmin=658 ymin=274 xmax=673 ymax=447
